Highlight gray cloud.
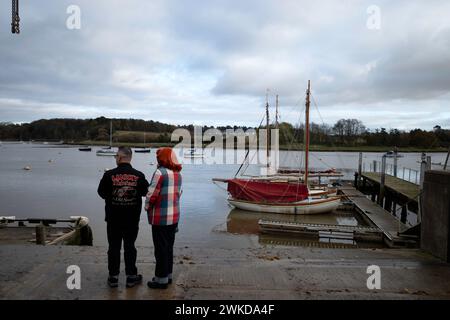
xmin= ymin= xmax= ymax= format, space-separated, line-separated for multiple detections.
xmin=0 ymin=0 xmax=449 ymax=129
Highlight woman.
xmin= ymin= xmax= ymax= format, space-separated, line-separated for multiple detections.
xmin=145 ymin=147 xmax=182 ymax=289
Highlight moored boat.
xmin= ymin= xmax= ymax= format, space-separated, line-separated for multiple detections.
xmin=228 ymin=197 xmax=341 ymax=215
xmin=184 ymin=148 xmax=204 ymax=158
xmin=224 ymin=178 xmax=340 ymax=214
xmin=214 ymin=81 xmax=340 ymax=215
xmin=96 ymin=149 xmax=116 ymax=156
xmin=135 ymin=148 xmax=151 ymax=153
xmin=96 ymin=121 xmax=116 ymax=156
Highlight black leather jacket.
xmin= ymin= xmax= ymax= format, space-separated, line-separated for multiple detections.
xmin=98 ymin=163 xmax=149 ymax=223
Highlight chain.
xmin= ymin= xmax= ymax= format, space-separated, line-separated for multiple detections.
xmin=11 ymin=0 xmax=20 ymax=34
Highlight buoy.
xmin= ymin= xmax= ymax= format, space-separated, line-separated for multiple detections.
xmin=23 ymin=166 xmax=31 ymax=171
xmin=48 ymin=159 xmax=53 ymax=163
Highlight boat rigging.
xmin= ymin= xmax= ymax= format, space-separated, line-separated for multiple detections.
xmin=213 ymin=81 xmax=341 ymax=215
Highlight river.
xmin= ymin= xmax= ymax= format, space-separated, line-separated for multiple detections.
xmin=0 ymin=143 xmax=447 ymax=247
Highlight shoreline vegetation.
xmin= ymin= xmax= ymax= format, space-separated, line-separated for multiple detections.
xmin=1 ymin=116 xmax=449 ymax=153
xmin=2 ymin=139 xmax=446 ymax=153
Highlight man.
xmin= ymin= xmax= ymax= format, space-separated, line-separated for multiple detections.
xmin=98 ymin=146 xmax=149 ymax=288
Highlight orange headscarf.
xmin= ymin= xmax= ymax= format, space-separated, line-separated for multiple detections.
xmin=156 ymin=147 xmax=182 ymax=172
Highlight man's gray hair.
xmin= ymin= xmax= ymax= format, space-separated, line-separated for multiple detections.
xmin=118 ymin=146 xmax=132 ymax=158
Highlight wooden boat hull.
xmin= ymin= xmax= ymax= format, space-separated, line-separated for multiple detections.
xmin=0 ymin=216 xmax=92 ymax=245
xmin=228 ymin=196 xmax=341 ymax=215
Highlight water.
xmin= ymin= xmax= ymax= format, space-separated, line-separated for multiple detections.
xmin=0 ymin=143 xmax=447 ymax=248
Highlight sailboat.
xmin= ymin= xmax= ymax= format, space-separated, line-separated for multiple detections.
xmin=135 ymin=131 xmax=151 ymax=153
xmin=96 ymin=121 xmax=116 ymax=156
xmin=135 ymin=148 xmax=151 ymax=153
xmin=214 ymin=81 xmax=341 ymax=215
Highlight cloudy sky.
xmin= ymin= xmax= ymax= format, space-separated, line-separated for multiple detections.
xmin=0 ymin=0 xmax=449 ymax=130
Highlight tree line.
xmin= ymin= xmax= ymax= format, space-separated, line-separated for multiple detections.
xmin=274 ymin=119 xmax=449 ymax=148
xmin=0 ymin=117 xmax=448 ymax=148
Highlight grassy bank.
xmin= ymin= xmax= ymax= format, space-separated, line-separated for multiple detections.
xmin=280 ymin=144 xmax=448 ymax=152
xmin=70 ymin=140 xmax=175 ymax=148
xmin=70 ymin=140 xmax=447 ymax=153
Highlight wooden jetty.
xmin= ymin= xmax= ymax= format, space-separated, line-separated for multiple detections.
xmin=356 ymin=172 xmax=420 ymax=220
xmin=338 ymin=186 xmax=416 ymax=248
xmin=361 ymin=172 xmax=420 ymax=201
xmin=258 ymin=185 xmax=418 ymax=248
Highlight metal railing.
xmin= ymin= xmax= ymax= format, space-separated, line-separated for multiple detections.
xmin=364 ymin=160 xmax=420 ymax=184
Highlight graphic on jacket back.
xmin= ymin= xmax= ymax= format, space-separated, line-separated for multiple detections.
xmin=111 ymin=174 xmax=139 ymax=206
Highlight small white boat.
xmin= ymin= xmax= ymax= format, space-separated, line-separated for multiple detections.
xmin=228 ymin=196 xmax=341 ymax=215
xmin=184 ymin=148 xmax=204 ymax=158
xmin=96 ymin=149 xmax=116 ymax=156
xmin=385 ymin=151 xmax=403 ymax=158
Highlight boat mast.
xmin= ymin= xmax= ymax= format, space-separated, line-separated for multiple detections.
xmin=304 ymin=81 xmax=311 ymax=186
xmin=275 ymin=94 xmax=279 ymax=129
xmin=265 ymin=89 xmax=270 ymax=170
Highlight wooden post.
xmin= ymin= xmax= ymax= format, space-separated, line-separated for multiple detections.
xmin=401 ymin=205 xmax=408 ymax=224
xmin=35 ymin=223 xmax=46 ymax=245
xmin=357 ymin=152 xmax=362 ymax=188
xmin=418 ymin=157 xmax=429 ymax=224
xmin=393 ymin=147 xmax=398 ymax=177
xmin=378 ymin=155 xmax=386 ymax=206
xmin=373 ymin=160 xmax=377 ymax=173
xmin=444 ymin=147 xmax=450 ymax=170
xmin=384 ymin=194 xmax=392 ymax=212
xmin=420 ymin=160 xmax=427 ymax=188
xmin=426 ymin=156 xmax=432 ymax=171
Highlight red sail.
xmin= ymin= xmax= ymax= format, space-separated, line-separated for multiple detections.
xmin=227 ymin=179 xmax=309 ymax=203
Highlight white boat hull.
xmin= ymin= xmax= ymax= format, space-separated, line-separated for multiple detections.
xmin=228 ymin=197 xmax=341 ymax=215
xmin=96 ymin=151 xmax=116 ymax=156
xmin=184 ymin=154 xmax=204 ymax=158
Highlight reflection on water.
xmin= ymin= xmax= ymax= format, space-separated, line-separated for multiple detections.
xmin=226 ymin=208 xmax=364 ymax=235
xmin=225 ymin=208 xmax=385 ymax=248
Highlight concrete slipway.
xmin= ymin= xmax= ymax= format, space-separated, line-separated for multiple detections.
xmin=1 ymin=244 xmax=450 ymax=300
